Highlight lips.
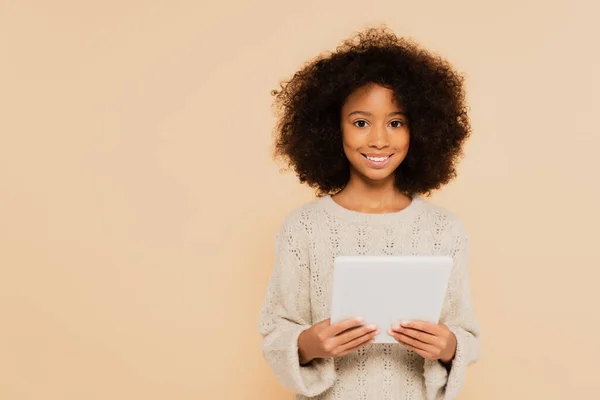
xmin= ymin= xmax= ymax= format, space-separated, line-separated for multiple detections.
xmin=361 ymin=153 xmax=393 ymax=169
xmin=364 ymin=154 xmax=391 ymax=162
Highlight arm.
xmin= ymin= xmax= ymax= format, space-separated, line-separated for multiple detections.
xmin=258 ymin=215 xmax=336 ymax=397
xmin=422 ymin=222 xmax=481 ymax=400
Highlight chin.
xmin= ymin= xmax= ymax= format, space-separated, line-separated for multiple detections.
xmin=347 ymin=153 xmax=404 ymax=184
xmin=358 ymin=168 xmax=397 ymax=183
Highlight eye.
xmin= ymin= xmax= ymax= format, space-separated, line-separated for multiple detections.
xmin=352 ymin=120 xmax=405 ymax=128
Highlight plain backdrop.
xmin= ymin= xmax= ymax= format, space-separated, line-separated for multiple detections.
xmin=1 ymin=0 xmax=599 ymax=399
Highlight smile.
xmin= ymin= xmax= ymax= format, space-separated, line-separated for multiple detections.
xmin=361 ymin=153 xmax=393 ymax=168
xmin=365 ymin=155 xmax=390 ymax=162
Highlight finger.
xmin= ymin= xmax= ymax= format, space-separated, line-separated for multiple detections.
xmin=337 ymin=334 xmax=377 ymax=357
xmin=324 ymin=316 xmax=365 ymax=337
xmin=335 ymin=322 xmax=377 ymax=343
xmin=338 ymin=338 xmax=375 ymax=357
xmin=398 ymin=340 xmax=435 ymax=359
xmin=398 ymin=320 xmax=441 ymax=335
xmin=389 ymin=330 xmax=439 ymax=354
xmin=391 ymin=325 xmax=439 ymax=346
xmin=334 ymin=324 xmax=379 ymax=348
xmin=336 ymin=327 xmax=380 ymax=355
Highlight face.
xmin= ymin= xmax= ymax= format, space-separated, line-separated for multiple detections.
xmin=340 ymin=83 xmax=410 ymax=185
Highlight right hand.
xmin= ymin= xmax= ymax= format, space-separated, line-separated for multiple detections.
xmin=298 ymin=317 xmax=380 ymax=364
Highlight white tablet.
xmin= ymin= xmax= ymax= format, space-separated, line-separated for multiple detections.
xmin=330 ymin=255 xmax=453 ymax=343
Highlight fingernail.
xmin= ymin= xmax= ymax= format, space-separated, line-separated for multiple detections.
xmin=401 ymin=320 xmax=409 ymax=327
xmin=392 ymin=324 xmax=400 ymax=330
xmin=367 ymin=324 xmax=377 ymax=329
xmin=357 ymin=316 xmax=364 ymax=323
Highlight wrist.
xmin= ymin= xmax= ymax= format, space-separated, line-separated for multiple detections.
xmin=439 ymin=345 xmax=456 ymax=367
xmin=298 ymin=329 xmax=314 ymax=365
xmin=439 ymin=353 xmax=454 ymax=365
xmin=439 ymin=332 xmax=457 ymax=365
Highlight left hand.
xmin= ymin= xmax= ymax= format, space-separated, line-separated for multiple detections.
xmin=388 ymin=320 xmax=457 ymax=365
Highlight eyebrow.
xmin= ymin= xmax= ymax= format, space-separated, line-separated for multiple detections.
xmin=347 ymin=111 xmax=406 ymax=117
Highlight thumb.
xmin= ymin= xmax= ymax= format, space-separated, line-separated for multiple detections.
xmin=315 ymin=318 xmax=331 ymax=329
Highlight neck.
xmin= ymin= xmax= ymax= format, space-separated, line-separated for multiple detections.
xmin=334 ymin=174 xmax=411 ymax=213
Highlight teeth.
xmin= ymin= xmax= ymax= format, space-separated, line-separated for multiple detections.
xmin=366 ymin=156 xmax=388 ymax=162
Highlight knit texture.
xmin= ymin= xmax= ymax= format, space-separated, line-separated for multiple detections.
xmin=259 ymin=195 xmax=481 ymax=400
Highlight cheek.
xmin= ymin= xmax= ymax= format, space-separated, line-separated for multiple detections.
xmin=393 ymin=131 xmax=410 ymax=150
xmin=341 ymin=132 xmax=362 ymax=153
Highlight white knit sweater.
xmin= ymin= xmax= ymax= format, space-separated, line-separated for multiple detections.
xmin=258 ymin=195 xmax=481 ymax=400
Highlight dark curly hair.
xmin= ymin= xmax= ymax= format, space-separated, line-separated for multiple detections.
xmin=270 ymin=25 xmax=472 ymax=197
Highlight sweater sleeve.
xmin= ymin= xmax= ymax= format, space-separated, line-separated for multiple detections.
xmin=258 ymin=215 xmax=336 ymax=397
xmin=423 ymin=222 xmax=482 ymax=400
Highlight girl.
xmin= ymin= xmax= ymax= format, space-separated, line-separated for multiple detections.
xmin=258 ymin=25 xmax=481 ymax=400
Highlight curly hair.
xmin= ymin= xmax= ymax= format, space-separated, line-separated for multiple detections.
xmin=271 ymin=25 xmax=472 ymax=197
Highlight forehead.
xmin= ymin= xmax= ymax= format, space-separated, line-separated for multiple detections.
xmin=342 ymin=83 xmax=401 ymax=110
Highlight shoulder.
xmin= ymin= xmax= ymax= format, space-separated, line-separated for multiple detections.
xmin=414 ymin=197 xmax=469 ymax=240
xmin=275 ymin=196 xmax=327 ymax=238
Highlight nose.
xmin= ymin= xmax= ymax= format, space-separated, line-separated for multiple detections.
xmin=367 ymin=125 xmax=390 ymax=149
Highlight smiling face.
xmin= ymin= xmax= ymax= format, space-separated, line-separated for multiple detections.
xmin=340 ymin=83 xmax=410 ymax=186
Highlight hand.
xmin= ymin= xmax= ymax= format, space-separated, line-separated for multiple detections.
xmin=388 ymin=320 xmax=457 ymax=365
xmin=298 ymin=317 xmax=379 ymax=365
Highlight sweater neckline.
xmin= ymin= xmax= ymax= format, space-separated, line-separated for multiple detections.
xmin=320 ymin=194 xmax=423 ymax=225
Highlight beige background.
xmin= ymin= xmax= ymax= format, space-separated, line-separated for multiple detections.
xmin=1 ymin=0 xmax=599 ymax=399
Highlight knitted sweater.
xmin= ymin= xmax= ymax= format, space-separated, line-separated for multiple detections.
xmin=258 ymin=195 xmax=481 ymax=400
